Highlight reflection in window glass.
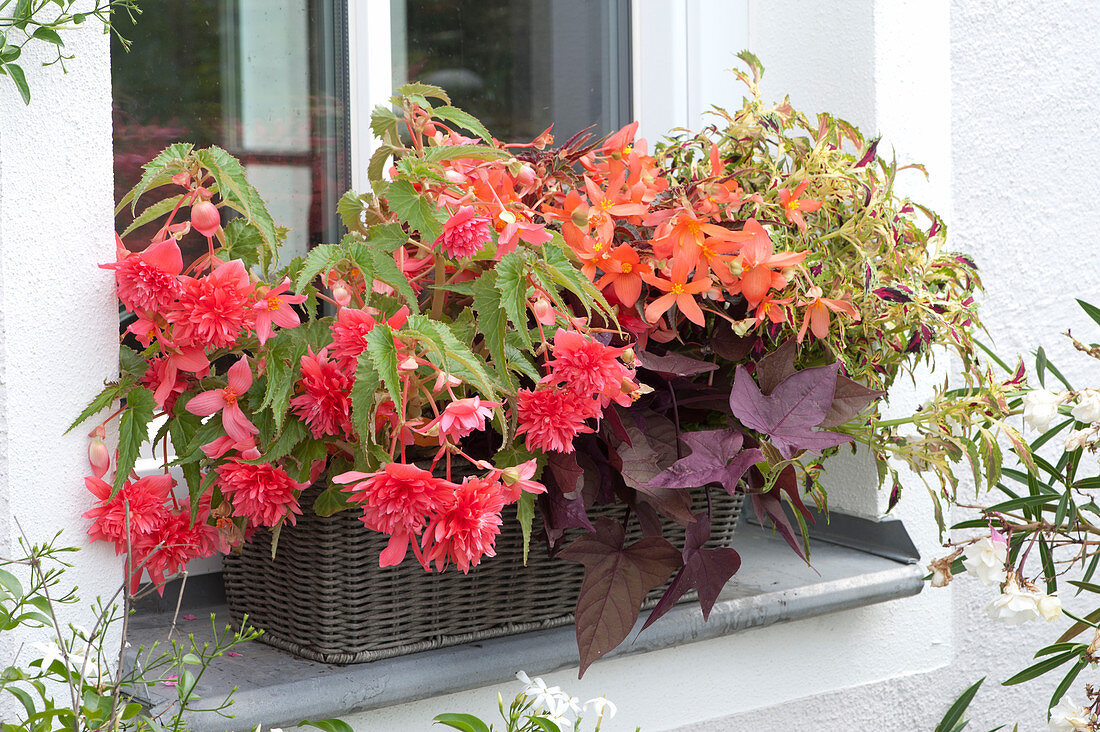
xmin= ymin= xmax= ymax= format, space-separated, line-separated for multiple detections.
xmin=111 ymin=0 xmax=348 ymax=263
xmin=392 ymin=0 xmax=631 ymax=144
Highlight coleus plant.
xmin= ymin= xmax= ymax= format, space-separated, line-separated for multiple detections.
xmin=74 ymin=57 xmax=1005 ymax=677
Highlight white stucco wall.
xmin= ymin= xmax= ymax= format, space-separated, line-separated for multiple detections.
xmin=3 ymin=1 xmax=1097 ymax=730
xmin=0 ymin=0 xmax=122 ymax=683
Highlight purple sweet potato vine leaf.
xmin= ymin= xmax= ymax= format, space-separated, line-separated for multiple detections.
xmin=641 ymin=512 xmax=742 ymax=631
xmin=645 ymin=429 xmax=764 ymax=498
xmin=560 ymin=517 xmax=682 ymax=676
xmin=729 ymin=363 xmax=854 ymax=458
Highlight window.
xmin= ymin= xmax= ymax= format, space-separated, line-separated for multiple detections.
xmin=111 ymin=0 xmax=349 ymax=263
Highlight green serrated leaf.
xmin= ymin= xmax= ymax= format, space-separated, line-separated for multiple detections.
xmin=222 ymin=218 xmax=266 ymax=269
xmin=366 ymin=324 xmax=402 ymax=407
xmin=366 ymin=237 xmax=419 ymax=312
xmin=368 ymin=145 xmax=395 ymax=183
xmin=386 ymin=179 xmax=444 ymax=242
xmin=196 ymin=146 xmax=278 ymax=249
xmin=68 ymin=381 xmax=127 ymax=434
xmin=495 ymin=251 xmax=533 ymax=349
xmin=471 ymin=271 xmax=513 ymax=390
xmin=350 ymin=349 xmax=381 ymax=447
xmin=406 ymin=315 xmax=500 ymax=401
xmin=395 ymin=81 xmax=450 ymax=104
xmin=119 ymin=143 xmax=193 ymax=214
xmin=121 ymin=193 xmax=186 ymax=237
xmin=422 ymin=144 xmax=508 ymax=163
xmin=313 ymin=486 xmax=350 ymax=517
xmin=259 ymin=420 xmax=309 ymax=464
xmin=369 ymin=105 xmax=402 ymax=139
xmin=430 ymin=105 xmax=494 ymax=143
xmin=337 ymin=190 xmax=370 ymax=234
xmin=113 ymin=387 xmax=156 ymax=496
xmin=294 ymin=243 xmax=346 ymax=293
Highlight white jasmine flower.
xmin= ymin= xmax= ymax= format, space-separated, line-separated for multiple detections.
xmin=962 ymin=537 xmax=1008 ymax=586
xmin=585 ymin=696 xmax=618 ymax=720
xmin=1037 ymin=593 xmax=1063 ymax=621
xmin=544 ymin=713 xmax=574 ymax=731
xmin=549 ymin=694 xmax=582 ymax=718
xmin=1049 ymin=696 xmax=1092 ymax=731
xmin=516 ymin=671 xmax=562 ymax=713
xmin=1024 ymin=389 xmax=1066 ymax=433
xmin=31 ymin=641 xmax=65 ymax=673
xmin=986 ymin=576 xmax=1041 ymax=625
xmin=1072 ymin=389 xmax=1100 ymax=424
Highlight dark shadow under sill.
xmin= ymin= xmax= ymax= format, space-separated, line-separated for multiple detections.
xmin=126 ymin=510 xmax=923 ymax=731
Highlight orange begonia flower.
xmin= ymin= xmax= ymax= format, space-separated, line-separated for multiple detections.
xmin=641 ymin=260 xmax=712 ymax=326
xmin=727 ymin=219 xmax=806 ymax=307
xmin=796 ymin=286 xmax=860 ymax=342
xmin=652 ymin=209 xmax=743 ymax=272
xmin=596 ymin=244 xmax=652 ymax=307
xmin=778 ymin=180 xmax=822 ymax=231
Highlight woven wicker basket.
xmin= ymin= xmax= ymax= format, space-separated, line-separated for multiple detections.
xmin=223 ymin=483 xmax=743 ymax=664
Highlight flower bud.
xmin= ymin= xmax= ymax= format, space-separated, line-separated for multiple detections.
xmin=88 ymin=436 xmax=110 ymax=479
xmin=515 ymin=163 xmax=537 ymax=187
xmin=621 ymin=347 xmax=635 ymax=366
xmin=727 ymin=259 xmax=744 ymax=277
xmin=190 ymin=200 xmax=221 ymax=237
xmin=570 ymin=207 xmax=589 ymax=229
xmin=531 ymin=298 xmax=555 ymax=325
xmin=331 ymin=280 xmax=352 ymax=308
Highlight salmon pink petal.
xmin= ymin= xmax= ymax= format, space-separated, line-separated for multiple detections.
xmin=84 ymin=476 xmax=112 ymax=500
xmin=270 ymin=304 xmax=301 ymax=329
xmin=186 ymin=391 xmax=225 ymax=416
xmin=614 ymin=275 xmax=642 ymax=307
xmin=645 ymin=292 xmax=678 ymax=324
xmin=171 ymin=347 xmax=209 ymax=373
xmin=253 ymin=315 xmax=274 ymax=346
xmin=226 ymin=357 xmax=253 ymax=393
xmin=677 ymin=294 xmax=706 ymax=326
xmin=141 ymin=238 xmax=183 ymax=274
xmin=740 ymin=266 xmax=773 ymax=306
xmin=379 ymin=532 xmax=411 ymax=567
xmin=222 ymin=402 xmax=259 ymax=443
xmin=332 ymin=470 xmax=374 ymax=485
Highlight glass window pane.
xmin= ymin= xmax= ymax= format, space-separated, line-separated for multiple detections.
xmin=111 ymin=0 xmax=348 ymax=263
xmin=392 ymin=0 xmax=631 ymax=143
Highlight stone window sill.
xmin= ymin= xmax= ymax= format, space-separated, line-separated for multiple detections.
xmin=127 ymin=511 xmax=922 ymax=731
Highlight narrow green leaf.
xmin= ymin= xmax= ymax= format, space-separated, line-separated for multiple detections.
xmin=1050 ymin=657 xmax=1088 ymax=709
xmin=68 ymin=381 xmax=126 ymax=434
xmin=517 ymin=491 xmax=535 ymax=565
xmin=366 ymin=324 xmax=402 ymax=407
xmin=386 ymin=179 xmax=444 ymax=242
xmin=422 ymin=144 xmax=508 ymax=163
xmin=113 ymin=387 xmax=156 ymax=496
xmin=1077 ymin=299 xmax=1100 ymax=328
xmin=1035 ymin=347 xmax=1047 ymax=387
xmin=1002 ymin=650 xmax=1079 ymax=686
xmin=430 ymin=105 xmax=495 ymax=144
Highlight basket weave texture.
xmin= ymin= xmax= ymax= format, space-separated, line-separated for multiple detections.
xmin=223 ymin=483 xmax=743 ymax=664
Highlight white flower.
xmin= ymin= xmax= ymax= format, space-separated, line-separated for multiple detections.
xmin=1037 ymin=593 xmax=1063 ymax=621
xmin=1072 ymin=389 xmax=1100 ymax=424
xmin=585 ymin=696 xmax=618 ymax=720
xmin=549 ymin=694 xmax=582 ymax=718
xmin=962 ymin=537 xmax=1008 ymax=586
xmin=544 ymin=713 xmax=574 ymax=731
xmin=30 ymin=641 xmax=65 ymax=672
xmin=516 ymin=671 xmax=563 ymax=713
xmin=1049 ymin=696 xmax=1092 ymax=731
xmin=987 ymin=576 xmax=1042 ymax=625
xmin=1024 ymin=389 xmax=1066 ymax=433
xmin=1065 ymin=427 xmax=1098 ymax=452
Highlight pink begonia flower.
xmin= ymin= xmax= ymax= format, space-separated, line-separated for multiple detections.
xmin=435 ymin=206 xmax=492 ymax=259
xmin=493 ymin=208 xmax=553 ymax=259
xmin=423 ymin=396 xmax=501 ymax=444
xmin=492 ymin=459 xmax=547 ymax=503
xmin=100 ymin=236 xmax=183 ymax=313
xmin=253 ymin=278 xmax=306 ymax=345
xmin=186 ymin=357 xmax=259 ymax=443
xmin=201 ymin=434 xmax=261 ymax=461
xmin=146 ymin=347 xmax=209 ymax=409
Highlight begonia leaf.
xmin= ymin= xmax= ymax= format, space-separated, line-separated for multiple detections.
xmin=560 ymin=517 xmax=681 ymax=676
xmin=645 ymin=429 xmax=764 ymax=499
xmin=635 ymin=349 xmax=718 ymax=377
xmin=113 ymin=386 xmax=156 ymax=496
xmin=641 ymin=513 xmax=742 ymax=631
xmin=729 ymin=363 xmax=853 ymax=458
xmin=819 ymin=374 xmax=885 ymax=428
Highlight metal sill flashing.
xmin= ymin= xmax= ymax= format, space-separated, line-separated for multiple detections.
xmin=127 ymin=511 xmax=923 ymax=731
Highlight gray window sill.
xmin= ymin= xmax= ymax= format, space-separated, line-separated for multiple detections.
xmin=127 ymin=511 xmax=923 ymax=731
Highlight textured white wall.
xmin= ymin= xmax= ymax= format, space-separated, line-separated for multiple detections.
xmin=0 ymin=1 xmax=122 ymax=677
